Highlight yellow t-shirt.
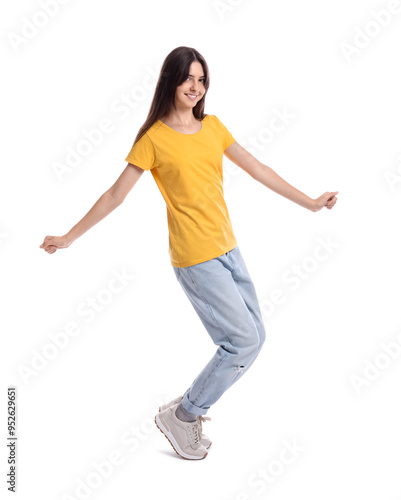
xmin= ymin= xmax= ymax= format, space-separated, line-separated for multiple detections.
xmin=125 ymin=114 xmax=238 ymax=267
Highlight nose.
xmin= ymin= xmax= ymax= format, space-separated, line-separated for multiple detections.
xmin=190 ymin=81 xmax=200 ymax=93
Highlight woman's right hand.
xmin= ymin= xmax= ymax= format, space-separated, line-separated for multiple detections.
xmin=39 ymin=235 xmax=73 ymax=254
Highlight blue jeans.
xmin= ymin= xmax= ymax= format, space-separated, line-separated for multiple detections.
xmin=172 ymin=245 xmax=266 ymax=416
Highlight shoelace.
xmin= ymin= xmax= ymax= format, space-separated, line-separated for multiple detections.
xmin=198 ymin=415 xmax=211 ymax=435
xmin=188 ymin=422 xmax=201 ymax=446
xmin=187 ymin=416 xmax=211 ymax=446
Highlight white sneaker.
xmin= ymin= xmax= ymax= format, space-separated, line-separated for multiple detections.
xmin=159 ymin=396 xmax=212 ymax=449
xmin=155 ymin=403 xmax=208 ymax=460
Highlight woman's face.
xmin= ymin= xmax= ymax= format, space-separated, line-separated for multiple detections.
xmin=174 ymin=61 xmax=206 ymax=110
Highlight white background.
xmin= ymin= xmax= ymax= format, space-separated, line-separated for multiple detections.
xmin=2 ymin=0 xmax=401 ymax=499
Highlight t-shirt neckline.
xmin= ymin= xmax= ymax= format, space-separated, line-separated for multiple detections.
xmin=157 ymin=115 xmax=207 ymax=136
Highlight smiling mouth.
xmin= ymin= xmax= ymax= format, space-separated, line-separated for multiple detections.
xmin=185 ymin=93 xmax=199 ymax=99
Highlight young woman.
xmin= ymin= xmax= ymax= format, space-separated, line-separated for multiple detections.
xmin=40 ymin=46 xmax=338 ymax=461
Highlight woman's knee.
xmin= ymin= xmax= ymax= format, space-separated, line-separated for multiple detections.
xmin=249 ymin=323 xmax=266 ymax=361
xmin=237 ymin=324 xmax=262 ymax=357
xmin=221 ymin=317 xmax=265 ymax=358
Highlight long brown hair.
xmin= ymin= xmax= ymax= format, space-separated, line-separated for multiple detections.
xmin=132 ymin=46 xmax=210 ymax=146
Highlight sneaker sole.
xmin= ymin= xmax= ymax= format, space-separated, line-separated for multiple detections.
xmin=154 ymin=414 xmax=208 ymax=461
xmin=158 ymin=406 xmax=212 ymax=449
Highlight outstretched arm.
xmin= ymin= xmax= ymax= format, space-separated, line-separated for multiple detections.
xmin=40 ymin=163 xmax=145 ymax=254
xmin=224 ymin=142 xmax=338 ymax=212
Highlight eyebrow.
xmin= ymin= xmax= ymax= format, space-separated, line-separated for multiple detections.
xmin=188 ymin=74 xmax=205 ymax=78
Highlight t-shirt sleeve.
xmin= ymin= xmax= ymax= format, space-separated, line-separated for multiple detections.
xmin=125 ymin=132 xmax=157 ymax=170
xmin=215 ymin=115 xmax=236 ymax=151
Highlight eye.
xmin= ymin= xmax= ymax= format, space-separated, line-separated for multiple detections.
xmin=185 ymin=77 xmax=206 ymax=83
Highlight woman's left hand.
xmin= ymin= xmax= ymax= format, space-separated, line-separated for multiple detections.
xmin=311 ymin=191 xmax=339 ymax=212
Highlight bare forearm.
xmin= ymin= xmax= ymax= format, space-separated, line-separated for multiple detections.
xmin=255 ymin=163 xmax=315 ymax=211
xmin=66 ymin=190 xmax=121 ymax=243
